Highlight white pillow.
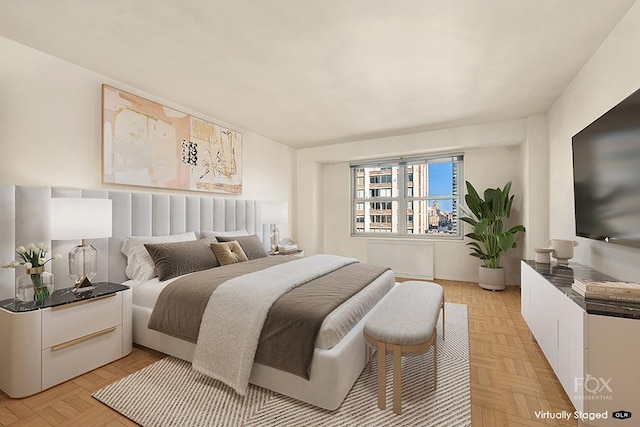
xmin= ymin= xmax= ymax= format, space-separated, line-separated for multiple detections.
xmin=200 ymin=229 xmax=249 ymax=240
xmin=121 ymin=231 xmax=197 ymax=281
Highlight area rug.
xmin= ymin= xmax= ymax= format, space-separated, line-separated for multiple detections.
xmin=94 ymin=302 xmax=470 ymax=426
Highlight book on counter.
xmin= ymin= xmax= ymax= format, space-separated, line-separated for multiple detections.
xmin=572 ymin=278 xmax=640 ymax=303
xmin=278 ymin=244 xmax=298 ymax=251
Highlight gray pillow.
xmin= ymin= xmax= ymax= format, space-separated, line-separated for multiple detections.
xmin=216 ymin=234 xmax=268 ymax=260
xmin=144 ymin=239 xmax=219 ymax=281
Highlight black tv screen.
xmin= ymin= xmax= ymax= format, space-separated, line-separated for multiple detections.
xmin=572 ymin=88 xmax=640 ymax=248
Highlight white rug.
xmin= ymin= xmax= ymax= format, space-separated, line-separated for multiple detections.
xmin=94 ymin=303 xmax=470 ymax=426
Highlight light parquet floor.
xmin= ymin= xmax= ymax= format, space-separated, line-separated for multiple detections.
xmin=0 ymin=279 xmax=577 ymax=426
xmin=415 ymin=278 xmax=577 ymax=427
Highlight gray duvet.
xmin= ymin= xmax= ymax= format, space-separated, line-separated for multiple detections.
xmin=148 ymin=257 xmax=389 ymax=379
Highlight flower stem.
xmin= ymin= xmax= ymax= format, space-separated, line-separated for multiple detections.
xmin=31 ymin=273 xmax=50 ymax=301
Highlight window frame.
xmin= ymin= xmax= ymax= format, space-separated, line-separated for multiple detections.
xmin=350 ymin=153 xmax=464 ymax=240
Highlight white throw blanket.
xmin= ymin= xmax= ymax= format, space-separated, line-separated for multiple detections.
xmin=192 ymin=254 xmax=359 ymax=395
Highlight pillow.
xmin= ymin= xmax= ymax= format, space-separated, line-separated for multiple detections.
xmin=121 ymin=231 xmax=197 ymax=281
xmin=126 ymin=245 xmax=158 ymax=282
xmin=216 ymin=234 xmax=268 ymax=260
xmin=144 ymin=239 xmax=220 ymax=281
xmin=211 ymin=241 xmax=249 ymax=265
xmin=201 ymin=229 xmax=249 ymax=240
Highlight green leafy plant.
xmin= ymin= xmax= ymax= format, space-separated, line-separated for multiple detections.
xmin=460 ymin=181 xmax=525 ymax=269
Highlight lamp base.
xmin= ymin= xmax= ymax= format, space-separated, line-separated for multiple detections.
xmin=69 ymin=243 xmax=98 ymax=287
xmin=73 ymin=277 xmax=93 ymax=289
xmin=270 ymin=224 xmax=280 ymax=253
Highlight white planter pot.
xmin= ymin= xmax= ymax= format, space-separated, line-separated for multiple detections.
xmin=478 ymin=266 xmax=505 ymax=291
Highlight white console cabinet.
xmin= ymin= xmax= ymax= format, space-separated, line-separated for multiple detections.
xmin=521 ymin=261 xmax=639 ymax=426
xmin=0 ymin=283 xmax=132 ymax=398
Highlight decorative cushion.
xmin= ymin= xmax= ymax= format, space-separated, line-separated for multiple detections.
xmin=201 ymin=229 xmax=248 ymax=240
xmin=121 ymin=232 xmax=197 ymax=281
xmin=144 ymin=239 xmax=220 ymax=282
xmin=216 ymin=234 xmax=267 ymax=260
xmin=211 ymin=241 xmax=249 ymax=265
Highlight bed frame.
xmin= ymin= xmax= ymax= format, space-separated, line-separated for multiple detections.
xmin=0 ymin=185 xmax=392 ymax=410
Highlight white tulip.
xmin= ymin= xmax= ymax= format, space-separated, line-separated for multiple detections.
xmin=38 ymin=258 xmax=46 ymax=265
xmin=10 ymin=261 xmax=20 ymax=268
xmin=24 ymin=262 xmax=32 ymax=269
xmin=16 ymin=246 xmax=26 ymax=254
xmin=36 ymin=242 xmax=45 ymax=250
xmin=54 ymin=254 xmax=63 ymax=260
xmin=27 ymin=243 xmax=36 ymax=252
xmin=43 ymin=245 xmax=50 ymax=253
xmin=1 ymin=262 xmax=12 ymax=268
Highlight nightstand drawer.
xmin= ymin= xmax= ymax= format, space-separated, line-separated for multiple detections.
xmin=42 ymin=292 xmax=122 ymax=349
xmin=41 ymin=324 xmax=123 ymax=390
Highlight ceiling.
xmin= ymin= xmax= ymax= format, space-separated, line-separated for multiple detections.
xmin=0 ymin=0 xmax=635 ymax=148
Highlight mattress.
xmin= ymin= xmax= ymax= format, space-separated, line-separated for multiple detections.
xmin=127 ymin=266 xmax=394 ymax=350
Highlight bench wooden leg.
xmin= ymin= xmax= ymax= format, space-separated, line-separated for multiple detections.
xmin=377 ymin=341 xmax=386 ymax=410
xmin=367 ymin=346 xmax=372 ymax=374
xmin=442 ymin=300 xmax=445 ymax=339
xmin=433 ymin=328 xmax=438 ymax=391
xmin=392 ymin=345 xmax=402 ymax=415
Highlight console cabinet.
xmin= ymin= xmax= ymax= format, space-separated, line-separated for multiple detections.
xmin=521 ymin=261 xmax=640 ymax=426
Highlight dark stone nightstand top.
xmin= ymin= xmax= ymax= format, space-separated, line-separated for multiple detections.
xmin=0 ymin=282 xmax=129 ymax=313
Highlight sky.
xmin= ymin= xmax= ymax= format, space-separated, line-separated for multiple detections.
xmin=428 ymin=162 xmax=454 ymax=212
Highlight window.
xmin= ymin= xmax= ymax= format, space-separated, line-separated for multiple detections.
xmin=370 ymin=188 xmax=392 ymax=198
xmin=351 ymin=154 xmax=463 ymax=238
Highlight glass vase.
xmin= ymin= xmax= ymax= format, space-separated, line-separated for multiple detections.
xmin=16 ymin=266 xmax=54 ymax=302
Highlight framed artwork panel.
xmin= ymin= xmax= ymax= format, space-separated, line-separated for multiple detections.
xmin=102 ymin=85 xmax=242 ymax=194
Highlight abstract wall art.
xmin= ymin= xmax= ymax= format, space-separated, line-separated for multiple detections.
xmin=102 ymin=85 xmax=242 ymax=194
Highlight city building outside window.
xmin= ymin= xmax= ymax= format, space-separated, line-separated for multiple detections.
xmin=351 ymin=154 xmax=463 ymax=238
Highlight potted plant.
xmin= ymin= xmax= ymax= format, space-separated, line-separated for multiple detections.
xmin=460 ymin=181 xmax=525 ymax=290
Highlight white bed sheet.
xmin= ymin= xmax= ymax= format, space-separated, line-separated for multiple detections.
xmin=126 ymin=265 xmax=393 ymax=350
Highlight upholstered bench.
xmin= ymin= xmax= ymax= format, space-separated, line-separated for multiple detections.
xmin=363 ymin=281 xmax=444 ymax=415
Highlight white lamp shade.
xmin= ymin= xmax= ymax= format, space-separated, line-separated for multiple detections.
xmin=261 ymin=201 xmax=288 ymax=225
xmin=51 ymin=198 xmax=112 ymax=240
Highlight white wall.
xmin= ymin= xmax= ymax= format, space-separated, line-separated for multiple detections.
xmin=520 ymin=114 xmax=550 ymax=260
xmin=0 ymin=36 xmax=295 ymax=238
xmin=299 ymin=118 xmax=541 ymax=284
xmin=548 ymin=2 xmax=640 ymax=281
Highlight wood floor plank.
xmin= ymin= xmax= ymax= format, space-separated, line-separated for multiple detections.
xmin=4 ymin=413 xmax=51 ymax=427
xmin=0 ymin=406 xmax=19 ymax=426
xmin=2 ymin=402 xmax=33 ymax=421
xmin=37 ymin=407 xmax=67 ymax=426
xmin=0 ymin=279 xmax=577 ymax=426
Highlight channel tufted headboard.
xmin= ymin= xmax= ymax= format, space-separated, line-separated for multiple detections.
xmin=0 ymin=185 xmax=265 ymax=299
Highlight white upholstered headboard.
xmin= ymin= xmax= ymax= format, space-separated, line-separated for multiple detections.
xmin=0 ymin=185 xmax=265 ymax=299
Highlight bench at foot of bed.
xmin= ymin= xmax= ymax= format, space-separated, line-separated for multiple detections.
xmin=363 ymin=281 xmax=444 ymax=415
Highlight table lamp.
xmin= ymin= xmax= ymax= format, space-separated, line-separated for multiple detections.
xmin=261 ymin=201 xmax=288 ymax=253
xmin=51 ymin=198 xmax=112 ymax=289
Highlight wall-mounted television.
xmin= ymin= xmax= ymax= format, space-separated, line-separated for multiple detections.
xmin=572 ymin=88 xmax=640 ymax=248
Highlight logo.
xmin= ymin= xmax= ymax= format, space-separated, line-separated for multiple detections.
xmin=612 ymin=410 xmax=632 ymax=420
xmin=575 ymin=375 xmax=613 ymax=395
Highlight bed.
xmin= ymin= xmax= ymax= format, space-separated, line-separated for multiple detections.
xmin=129 ymin=258 xmax=394 ymax=410
xmin=0 ymin=185 xmax=395 ymax=410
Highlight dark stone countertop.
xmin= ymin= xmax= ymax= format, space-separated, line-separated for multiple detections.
xmin=524 ymin=260 xmax=640 ymax=320
xmin=0 ymin=282 xmax=129 ymax=313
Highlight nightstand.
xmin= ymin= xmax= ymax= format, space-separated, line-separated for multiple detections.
xmin=0 ymin=283 xmax=132 ymax=398
xmin=269 ymin=249 xmax=304 ymax=257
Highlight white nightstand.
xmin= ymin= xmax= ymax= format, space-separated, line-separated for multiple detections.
xmin=0 ymin=283 xmax=132 ymax=398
